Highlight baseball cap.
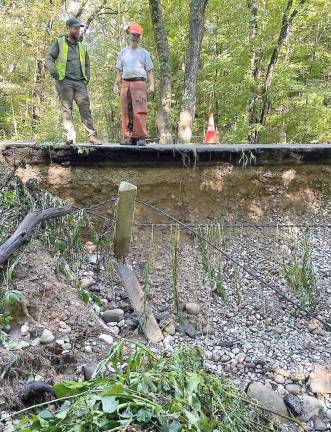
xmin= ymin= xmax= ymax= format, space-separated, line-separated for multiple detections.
xmin=66 ymin=18 xmax=84 ymax=28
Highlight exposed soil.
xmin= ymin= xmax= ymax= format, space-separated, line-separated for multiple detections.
xmin=1 ymin=160 xmax=331 ymax=430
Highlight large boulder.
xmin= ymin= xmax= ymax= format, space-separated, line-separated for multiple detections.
xmin=308 ymin=369 xmax=331 ymax=395
xmin=247 ymin=382 xmax=289 ymax=423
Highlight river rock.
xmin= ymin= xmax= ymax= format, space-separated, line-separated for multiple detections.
xmin=40 ymin=329 xmax=54 ymax=344
xmin=298 ymin=394 xmax=324 ymax=422
xmin=308 ymin=369 xmax=331 ymax=394
xmin=177 ymin=319 xmax=197 ymax=338
xmin=274 ymin=375 xmax=286 ymax=385
xmin=283 ymin=394 xmax=303 ymax=416
xmin=83 ymin=365 xmax=95 ymax=380
xmin=285 ymin=384 xmax=302 ymax=395
xmin=185 ymin=303 xmax=201 ymax=315
xmin=247 ymin=382 xmax=289 ymax=423
xmin=164 ymin=321 xmax=176 ymax=336
xmin=99 ymin=334 xmax=114 ymax=345
xmin=21 ymin=324 xmax=30 ymax=336
xmin=101 ymin=309 xmax=124 ymax=323
xmin=80 ymin=277 xmax=95 ymax=289
xmin=313 ymin=417 xmax=328 ymax=431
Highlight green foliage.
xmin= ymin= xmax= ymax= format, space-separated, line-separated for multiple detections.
xmin=282 ymin=232 xmax=317 ymax=307
xmin=172 ymin=225 xmax=182 ymax=316
xmin=197 ymin=225 xmax=226 ymax=301
xmin=16 ymin=342 xmax=279 ymax=431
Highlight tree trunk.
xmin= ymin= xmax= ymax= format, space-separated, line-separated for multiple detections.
xmin=177 ymin=0 xmax=209 ymax=144
xmin=149 ymin=0 xmax=173 ymax=144
xmin=246 ymin=0 xmax=261 ymax=144
xmin=252 ymin=0 xmax=307 ymax=143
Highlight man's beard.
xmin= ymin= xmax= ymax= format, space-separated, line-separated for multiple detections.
xmin=69 ymin=33 xmax=79 ymax=41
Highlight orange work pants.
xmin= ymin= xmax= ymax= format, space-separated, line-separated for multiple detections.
xmin=120 ymin=80 xmax=148 ymax=139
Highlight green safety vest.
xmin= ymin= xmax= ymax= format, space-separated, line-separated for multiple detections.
xmin=55 ymin=36 xmax=87 ymax=80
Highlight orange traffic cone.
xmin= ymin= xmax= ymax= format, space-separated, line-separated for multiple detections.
xmin=204 ymin=113 xmax=218 ymax=144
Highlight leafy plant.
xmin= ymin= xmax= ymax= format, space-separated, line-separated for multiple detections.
xmin=172 ymin=225 xmax=182 ymax=316
xmin=282 ymin=232 xmax=317 ymax=307
xmin=15 ymin=342 xmax=285 ymax=431
xmin=197 ymin=225 xmax=226 ymax=301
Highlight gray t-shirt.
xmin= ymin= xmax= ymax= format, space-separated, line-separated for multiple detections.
xmin=116 ymin=47 xmax=153 ymax=79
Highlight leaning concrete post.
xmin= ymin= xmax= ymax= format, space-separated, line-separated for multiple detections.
xmin=113 ymin=181 xmax=137 ymax=261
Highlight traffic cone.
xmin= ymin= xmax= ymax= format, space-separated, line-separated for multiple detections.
xmin=204 ymin=113 xmax=217 ymax=144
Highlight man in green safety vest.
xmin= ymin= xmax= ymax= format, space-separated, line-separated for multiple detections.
xmin=45 ymin=18 xmax=100 ymax=145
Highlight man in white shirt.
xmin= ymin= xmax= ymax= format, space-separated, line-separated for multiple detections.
xmin=114 ymin=23 xmax=155 ymax=146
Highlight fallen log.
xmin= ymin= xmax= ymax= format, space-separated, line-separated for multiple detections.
xmin=113 ymin=260 xmax=164 ymax=344
xmin=0 ymin=206 xmax=75 ymax=266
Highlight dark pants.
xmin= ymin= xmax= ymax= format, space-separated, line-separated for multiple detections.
xmin=55 ymin=78 xmax=96 ymax=138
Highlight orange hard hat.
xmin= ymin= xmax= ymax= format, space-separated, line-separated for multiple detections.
xmin=127 ymin=22 xmax=144 ymax=35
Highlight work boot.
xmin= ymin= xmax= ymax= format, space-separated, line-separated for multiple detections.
xmin=120 ymin=138 xmax=133 ymax=146
xmin=136 ymin=139 xmax=146 ymax=147
xmin=89 ymin=134 xmax=102 ymax=145
xmin=66 ymin=130 xmax=76 ymax=145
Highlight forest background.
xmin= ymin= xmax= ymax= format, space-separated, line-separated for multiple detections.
xmin=0 ymin=0 xmax=330 ymax=144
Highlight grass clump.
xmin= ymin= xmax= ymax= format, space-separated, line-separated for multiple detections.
xmin=15 ymin=342 xmax=279 ymax=432
xmin=281 ymin=232 xmax=317 ymax=307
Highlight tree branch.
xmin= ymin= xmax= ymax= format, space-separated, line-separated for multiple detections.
xmin=0 ymin=206 xmax=76 ymax=266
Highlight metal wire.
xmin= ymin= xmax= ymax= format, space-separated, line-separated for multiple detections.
xmin=135 ymin=199 xmax=331 ymax=332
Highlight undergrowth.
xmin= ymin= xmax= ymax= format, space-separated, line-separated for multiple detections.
xmin=0 ymin=174 xmax=115 ymax=346
xmin=15 ymin=342 xmax=281 ymax=432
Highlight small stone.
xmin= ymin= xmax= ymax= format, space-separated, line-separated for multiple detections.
xmin=232 ymin=348 xmax=240 ymax=355
xmin=62 ymin=343 xmax=72 ymax=350
xmin=205 ymin=351 xmax=213 ymax=361
xmin=101 ymin=309 xmax=124 ymax=323
xmin=313 ymin=417 xmax=328 ymax=431
xmin=326 ymin=409 xmax=331 ymax=420
xmin=164 ymin=322 xmax=176 ymax=336
xmin=40 ymin=329 xmax=55 ymax=344
xmin=126 ymin=318 xmax=139 ymax=330
xmin=212 ymin=350 xmax=222 ymax=362
xmin=85 ymin=345 xmax=93 ymax=353
xmin=99 ymin=334 xmax=114 ymax=345
xmin=308 ymin=369 xmax=331 ymax=395
xmin=273 ymin=325 xmax=283 ymax=335
xmin=185 ymin=303 xmax=201 ymax=315
xmin=304 ymin=340 xmax=316 ymax=350
xmin=177 ymin=319 xmax=197 ymax=338
xmin=108 ymin=326 xmax=120 ymax=336
xmin=201 ymin=324 xmax=214 ymax=335
xmin=163 ymin=335 xmax=173 ymax=346
xmin=80 ymin=277 xmax=95 ymax=289
xmin=30 ymin=338 xmax=40 ymax=347
xmin=20 ymin=324 xmax=30 ymax=336
xmin=283 ymin=394 xmax=303 ymax=417
xmin=299 ymin=395 xmax=324 ymax=422
xmin=274 ymin=375 xmax=286 ymax=385
xmin=285 ymin=384 xmax=302 ymax=395
xmin=88 ymin=254 xmax=98 ymax=265
xmin=221 ymin=355 xmax=230 ymax=363
xmin=236 ymin=353 xmax=246 ymax=364
xmin=83 ymin=365 xmax=95 ymax=380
